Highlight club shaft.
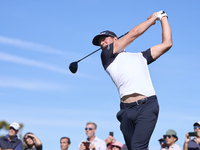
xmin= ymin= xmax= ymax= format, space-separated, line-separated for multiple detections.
xmin=76 ymin=31 xmax=129 ymax=63
xmin=77 ymin=48 xmax=101 ymax=63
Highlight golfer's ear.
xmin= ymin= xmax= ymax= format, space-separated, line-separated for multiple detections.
xmin=114 ymin=37 xmax=118 ymax=41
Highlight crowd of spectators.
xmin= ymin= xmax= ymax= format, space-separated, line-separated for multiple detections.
xmin=0 ymin=121 xmax=199 ymax=150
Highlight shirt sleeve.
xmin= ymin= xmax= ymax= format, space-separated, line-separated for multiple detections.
xmin=101 ymin=43 xmax=119 ymax=70
xmin=141 ymin=48 xmax=155 ymax=65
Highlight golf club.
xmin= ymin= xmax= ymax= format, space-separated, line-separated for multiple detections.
xmin=69 ymin=31 xmax=129 ymax=74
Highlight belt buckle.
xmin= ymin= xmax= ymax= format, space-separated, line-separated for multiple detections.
xmin=136 ymin=98 xmax=147 ymax=105
xmin=136 ymin=100 xmax=140 ymax=105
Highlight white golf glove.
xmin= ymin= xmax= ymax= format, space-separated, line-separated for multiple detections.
xmin=156 ymin=10 xmax=168 ymax=21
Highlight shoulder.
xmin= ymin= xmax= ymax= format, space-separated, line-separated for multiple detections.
xmin=95 ymin=137 xmax=106 ymax=144
xmin=95 ymin=136 xmax=103 ymax=142
xmin=0 ymin=136 xmax=8 ymax=141
xmin=36 ymin=145 xmax=42 ymax=150
xmin=174 ymin=143 xmax=182 ymax=149
xmin=101 ymin=43 xmax=119 ymax=70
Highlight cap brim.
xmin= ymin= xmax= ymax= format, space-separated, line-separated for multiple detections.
xmin=92 ymin=35 xmax=109 ymax=46
xmin=10 ymin=126 xmax=18 ymax=130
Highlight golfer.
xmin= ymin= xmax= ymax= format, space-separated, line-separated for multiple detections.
xmin=92 ymin=11 xmax=172 ymax=150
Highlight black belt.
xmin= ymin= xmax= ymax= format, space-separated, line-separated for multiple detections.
xmin=120 ymin=95 xmax=156 ymax=108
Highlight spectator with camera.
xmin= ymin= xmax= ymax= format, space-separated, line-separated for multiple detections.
xmin=162 ymin=129 xmax=181 ymax=150
xmin=0 ymin=122 xmax=23 ymax=150
xmin=23 ymin=132 xmax=42 ymax=150
xmin=183 ymin=121 xmax=200 ymax=150
xmin=105 ymin=134 xmax=116 ymax=150
xmin=158 ymin=137 xmax=168 ymax=150
xmin=79 ymin=122 xmax=106 ymax=150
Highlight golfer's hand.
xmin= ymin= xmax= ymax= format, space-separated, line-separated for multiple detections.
xmin=147 ymin=12 xmax=157 ymax=25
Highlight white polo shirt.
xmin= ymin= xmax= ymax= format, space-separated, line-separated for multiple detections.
xmin=101 ymin=43 xmax=155 ymax=99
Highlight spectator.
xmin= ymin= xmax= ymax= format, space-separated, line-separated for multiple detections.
xmin=111 ymin=141 xmax=123 ymax=150
xmin=60 ymin=137 xmax=70 ymax=150
xmin=183 ymin=121 xmax=200 ymax=150
xmin=23 ymin=132 xmax=42 ymax=150
xmin=79 ymin=122 xmax=106 ymax=150
xmin=163 ymin=129 xmax=181 ymax=150
xmin=158 ymin=137 xmax=168 ymax=150
xmin=0 ymin=122 xmax=23 ymax=150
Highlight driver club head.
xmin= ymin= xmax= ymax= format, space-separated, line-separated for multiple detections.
xmin=69 ymin=62 xmax=78 ymax=73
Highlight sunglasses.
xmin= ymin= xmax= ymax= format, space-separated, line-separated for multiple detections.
xmin=9 ymin=127 xmax=17 ymax=131
xmin=159 ymin=140 xmax=166 ymax=144
xmin=85 ymin=128 xmax=94 ymax=131
xmin=194 ymin=126 xmax=200 ymax=129
xmin=163 ymin=135 xmax=175 ymax=139
xmin=111 ymin=145 xmax=121 ymax=149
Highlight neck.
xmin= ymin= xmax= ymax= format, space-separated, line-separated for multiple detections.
xmin=8 ymin=135 xmax=16 ymax=141
xmin=169 ymin=142 xmax=175 ymax=147
xmin=28 ymin=144 xmax=35 ymax=148
xmin=88 ymin=135 xmax=96 ymax=143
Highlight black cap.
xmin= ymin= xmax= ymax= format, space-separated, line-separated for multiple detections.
xmin=92 ymin=30 xmax=117 ymax=46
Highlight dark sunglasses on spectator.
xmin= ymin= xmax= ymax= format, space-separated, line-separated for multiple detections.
xmin=85 ymin=128 xmax=94 ymax=131
xmin=112 ymin=145 xmax=121 ymax=149
xmin=9 ymin=127 xmax=17 ymax=131
xmin=159 ymin=140 xmax=166 ymax=144
xmin=163 ymin=135 xmax=175 ymax=139
xmin=194 ymin=126 xmax=200 ymax=129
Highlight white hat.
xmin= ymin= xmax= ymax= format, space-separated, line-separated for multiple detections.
xmin=193 ymin=121 xmax=200 ymax=126
xmin=10 ymin=122 xmax=20 ymax=130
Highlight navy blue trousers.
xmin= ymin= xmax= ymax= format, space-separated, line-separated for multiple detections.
xmin=117 ymin=95 xmax=159 ymax=150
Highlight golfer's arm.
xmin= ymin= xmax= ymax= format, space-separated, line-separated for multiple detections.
xmin=113 ymin=13 xmax=156 ymax=54
xmin=151 ymin=17 xmax=172 ymax=60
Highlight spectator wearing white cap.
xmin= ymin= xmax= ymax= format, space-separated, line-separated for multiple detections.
xmin=184 ymin=121 xmax=200 ymax=150
xmin=0 ymin=122 xmax=23 ymax=150
xmin=163 ymin=129 xmax=181 ymax=150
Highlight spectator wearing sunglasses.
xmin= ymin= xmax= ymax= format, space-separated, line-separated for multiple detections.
xmin=79 ymin=122 xmax=106 ymax=150
xmin=0 ymin=122 xmax=23 ymax=150
xmin=183 ymin=121 xmax=200 ymax=150
xmin=163 ymin=129 xmax=181 ymax=150
xmin=158 ymin=137 xmax=168 ymax=150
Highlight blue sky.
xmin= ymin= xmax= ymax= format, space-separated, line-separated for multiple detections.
xmin=0 ymin=1 xmax=200 ymax=150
